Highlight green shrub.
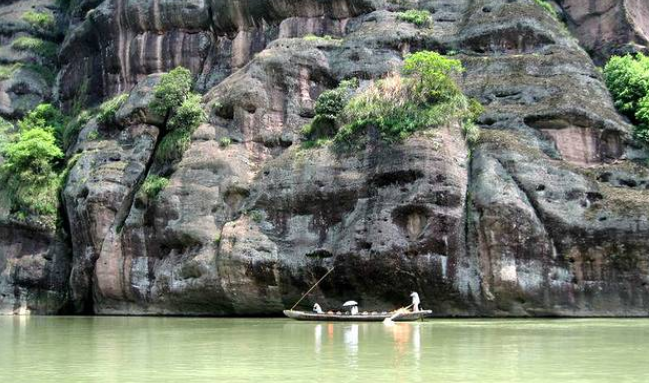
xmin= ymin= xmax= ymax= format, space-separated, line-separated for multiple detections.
xmin=150 ymin=67 xmax=205 ymax=162
xmin=96 ymin=93 xmax=129 ymax=125
xmin=11 ymin=37 xmax=58 ymax=61
xmin=249 ymin=210 xmax=263 ymax=222
xmin=334 ymin=51 xmax=474 ymax=145
xmin=604 ymin=53 xmax=649 ymax=143
xmin=219 ymin=137 xmax=232 ymax=147
xmin=167 ymin=94 xmax=205 ymax=131
xmin=156 ymin=129 xmax=193 ymax=162
xmin=151 ymin=67 xmax=193 ymax=118
xmin=140 ymin=175 xmax=169 ymax=200
xmin=533 ymin=0 xmax=558 ymax=19
xmin=0 ymin=128 xmax=64 ymax=221
xmin=396 ymin=10 xmax=432 ymax=27
xmin=19 ymin=104 xmax=67 ymax=148
xmin=462 ymin=122 xmax=481 ymax=146
xmin=402 ymin=51 xmax=464 ymax=102
xmin=302 ymin=79 xmax=358 ymax=141
xmin=22 ymin=11 xmax=56 ymax=34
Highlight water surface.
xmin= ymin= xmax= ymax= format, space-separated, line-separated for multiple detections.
xmin=1 ymin=317 xmax=648 ymax=382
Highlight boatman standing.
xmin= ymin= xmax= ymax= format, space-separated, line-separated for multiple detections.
xmin=410 ymin=292 xmax=420 ymax=312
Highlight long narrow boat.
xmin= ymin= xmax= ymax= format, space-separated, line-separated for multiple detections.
xmin=283 ymin=309 xmax=432 ymax=322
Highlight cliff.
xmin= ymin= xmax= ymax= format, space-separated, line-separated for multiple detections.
xmin=1 ymin=0 xmax=649 ymax=316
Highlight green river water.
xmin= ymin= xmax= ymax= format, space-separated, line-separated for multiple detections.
xmin=1 ymin=317 xmax=648 ymax=382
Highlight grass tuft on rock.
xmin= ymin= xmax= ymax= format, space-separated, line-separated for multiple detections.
xmin=96 ymin=93 xmax=129 ymax=125
xmin=396 ymin=10 xmax=433 ymax=27
xmin=21 ymin=10 xmax=56 ymax=35
xmin=11 ymin=37 xmax=58 ymax=61
xmin=139 ymin=175 xmax=169 ymax=200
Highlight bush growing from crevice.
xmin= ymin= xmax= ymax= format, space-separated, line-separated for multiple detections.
xmin=139 ymin=175 xmax=169 ymax=200
xmin=96 ymin=93 xmax=128 ymax=125
xmin=302 ymin=78 xmax=358 ymax=144
xmin=332 ymin=51 xmax=482 ymax=146
xmin=396 ymin=10 xmax=433 ymax=27
xmin=167 ymin=94 xmax=205 ymax=131
xmin=150 ymin=67 xmax=193 ymax=119
xmin=150 ymin=67 xmax=206 ymax=163
xmin=219 ymin=137 xmax=232 ymax=147
xmin=604 ymin=53 xmax=649 ymax=143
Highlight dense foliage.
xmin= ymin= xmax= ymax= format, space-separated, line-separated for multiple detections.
xmin=396 ymin=10 xmax=432 ymax=27
xmin=0 ymin=123 xmax=63 ymax=223
xmin=151 ymin=67 xmax=194 ymax=118
xmin=604 ymin=53 xmax=649 ymax=143
xmin=152 ymin=67 xmax=206 ymax=162
xmin=301 ymin=79 xmax=358 ymax=144
xmin=0 ymin=104 xmax=71 ymax=225
xmin=19 ymin=104 xmax=66 ymax=148
xmin=333 ymin=51 xmax=481 ymax=145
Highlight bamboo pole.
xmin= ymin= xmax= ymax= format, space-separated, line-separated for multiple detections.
xmin=289 ymin=267 xmax=335 ymax=311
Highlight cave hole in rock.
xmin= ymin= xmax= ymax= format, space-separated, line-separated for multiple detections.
xmin=305 ymin=249 xmax=334 ymax=259
xmin=619 ymin=179 xmax=638 ymax=188
xmin=460 ymin=25 xmax=554 ymax=54
xmin=391 ymin=205 xmax=431 ymax=239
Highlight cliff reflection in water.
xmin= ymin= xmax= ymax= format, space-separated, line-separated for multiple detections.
xmin=3 ymin=317 xmax=649 ymax=383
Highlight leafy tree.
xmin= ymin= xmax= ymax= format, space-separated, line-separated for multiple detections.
xmin=150 ymin=67 xmax=193 ymax=118
xmin=604 ymin=53 xmax=649 ymax=143
xmin=1 ymin=128 xmax=63 ymax=220
xmin=402 ymin=51 xmax=464 ymax=102
xmin=150 ymin=67 xmax=205 ymax=162
xmin=167 ymin=94 xmax=206 ymax=131
xmin=19 ymin=103 xmax=66 ymax=148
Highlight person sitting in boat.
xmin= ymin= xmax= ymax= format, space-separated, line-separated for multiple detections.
xmin=342 ymin=301 xmax=359 ymax=315
xmin=313 ymin=303 xmax=324 ymax=314
xmin=410 ymin=292 xmax=421 ymax=312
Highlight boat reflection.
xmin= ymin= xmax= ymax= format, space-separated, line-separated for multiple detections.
xmin=344 ymin=324 xmax=359 ymax=367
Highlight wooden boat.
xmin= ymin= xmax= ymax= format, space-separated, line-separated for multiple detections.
xmin=283 ymin=309 xmax=432 ymax=322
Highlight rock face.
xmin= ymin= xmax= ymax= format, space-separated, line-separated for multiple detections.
xmin=2 ymin=0 xmax=649 ymax=316
xmin=0 ymin=0 xmax=63 ymax=119
xmin=0 ymin=221 xmax=70 ymax=315
xmin=561 ymin=0 xmax=649 ymax=63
